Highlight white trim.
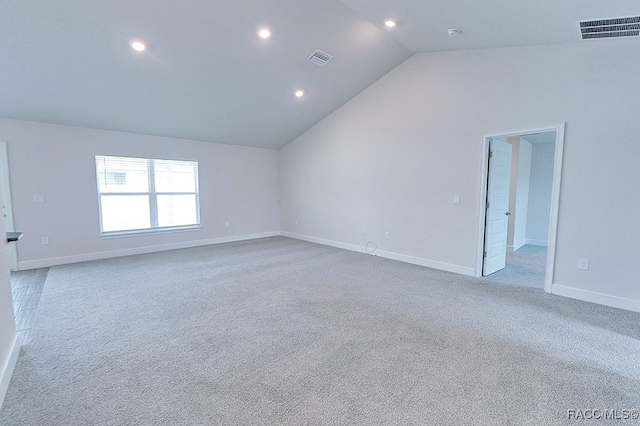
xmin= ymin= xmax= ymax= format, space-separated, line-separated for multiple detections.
xmin=17 ymin=231 xmax=279 ymax=269
xmin=525 ymin=239 xmax=548 ymax=247
xmin=0 ymin=141 xmax=17 ymax=271
xmin=476 ymin=124 xmax=565 ymax=291
xmin=552 ymin=284 xmax=640 ymax=313
xmin=100 ymin=225 xmax=201 ymax=239
xmin=282 ymin=231 xmax=475 ymax=276
xmin=0 ymin=333 xmax=20 ymax=411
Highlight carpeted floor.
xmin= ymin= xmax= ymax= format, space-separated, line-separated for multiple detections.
xmin=1 ymin=237 xmax=639 ymax=425
xmin=487 ymin=245 xmax=547 ymax=288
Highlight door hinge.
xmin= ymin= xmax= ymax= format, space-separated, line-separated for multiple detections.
xmin=489 ymin=151 xmax=493 ymax=158
xmin=483 ymin=250 xmax=487 ymax=258
xmin=486 ymin=201 xmax=490 ymax=209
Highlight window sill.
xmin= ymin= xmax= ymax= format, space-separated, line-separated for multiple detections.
xmin=100 ymin=225 xmax=201 ymax=239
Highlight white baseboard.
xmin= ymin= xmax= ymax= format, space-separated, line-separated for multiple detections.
xmin=526 ymin=239 xmax=548 ymax=247
xmin=552 ymin=284 xmax=640 ymax=313
xmin=281 ymin=232 xmax=475 ymax=276
xmin=0 ymin=333 xmax=20 ymax=411
xmin=507 ymin=244 xmax=526 ymax=253
xmin=17 ymin=231 xmax=280 ymax=270
xmin=512 ymin=240 xmax=526 ymax=251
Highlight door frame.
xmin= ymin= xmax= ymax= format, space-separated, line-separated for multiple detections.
xmin=475 ymin=123 xmax=565 ymax=293
xmin=0 ymin=141 xmax=18 ymax=271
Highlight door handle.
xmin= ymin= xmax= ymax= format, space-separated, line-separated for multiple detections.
xmin=504 ymin=211 xmax=511 ymax=216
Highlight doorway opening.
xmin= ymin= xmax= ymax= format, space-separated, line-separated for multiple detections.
xmin=476 ymin=124 xmax=565 ymax=293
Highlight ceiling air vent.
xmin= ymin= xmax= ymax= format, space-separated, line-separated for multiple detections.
xmin=307 ymin=49 xmax=333 ymax=67
xmin=578 ymin=16 xmax=640 ymax=40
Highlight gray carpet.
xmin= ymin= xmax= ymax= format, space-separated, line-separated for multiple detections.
xmin=487 ymin=245 xmax=548 ymax=288
xmin=1 ymin=237 xmax=639 ymax=425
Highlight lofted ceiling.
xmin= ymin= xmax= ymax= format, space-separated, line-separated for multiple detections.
xmin=342 ymin=0 xmax=640 ymax=52
xmin=2 ymin=1 xmax=639 ymax=150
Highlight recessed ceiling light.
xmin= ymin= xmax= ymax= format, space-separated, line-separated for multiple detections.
xmin=257 ymin=26 xmax=272 ymax=39
xmin=384 ymin=20 xmax=396 ymax=28
xmin=295 ymin=90 xmax=304 ymax=98
xmin=448 ymin=29 xmax=461 ymax=37
xmin=130 ymin=40 xmax=147 ymax=52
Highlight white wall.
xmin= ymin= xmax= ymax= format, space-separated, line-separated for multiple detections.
xmin=506 ymin=137 xmax=519 ymax=249
xmin=280 ymin=40 xmax=640 ymax=311
xmin=526 ymin=142 xmax=554 ymax=246
xmin=513 ymin=138 xmax=532 ymax=250
xmin=0 ymin=118 xmax=280 ymax=269
xmin=506 ymin=136 xmax=532 ymax=251
xmin=0 ymin=184 xmax=19 ymax=410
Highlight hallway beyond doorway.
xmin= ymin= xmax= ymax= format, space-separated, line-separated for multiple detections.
xmin=482 ymin=245 xmax=546 ymax=289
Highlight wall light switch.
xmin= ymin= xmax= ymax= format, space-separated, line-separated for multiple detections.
xmin=225 ymin=221 xmax=230 ymax=228
xmin=578 ymin=259 xmax=589 ymax=270
xmin=453 ymin=195 xmax=461 ymax=204
xmin=385 ymin=232 xmax=390 ymax=239
xmin=33 ymin=195 xmax=45 ymax=203
xmin=41 ymin=237 xmax=49 ymax=245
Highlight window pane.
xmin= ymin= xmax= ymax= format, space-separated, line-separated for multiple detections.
xmin=154 ymin=160 xmax=197 ymax=193
xmin=96 ymin=155 xmax=199 ymax=234
xmin=101 ymin=195 xmax=150 ymax=232
xmin=96 ymin=156 xmax=149 ymax=193
xmin=157 ymin=195 xmax=198 ymax=227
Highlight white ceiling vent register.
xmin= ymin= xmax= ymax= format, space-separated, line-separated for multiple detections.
xmin=307 ymin=49 xmax=333 ymax=66
xmin=578 ymin=16 xmax=640 ymax=40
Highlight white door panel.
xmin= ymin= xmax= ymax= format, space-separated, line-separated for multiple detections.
xmin=0 ymin=142 xmax=17 ymax=270
xmin=483 ymin=139 xmax=512 ymax=276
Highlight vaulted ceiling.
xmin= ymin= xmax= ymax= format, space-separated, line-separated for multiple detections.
xmin=2 ymin=1 xmax=639 ymax=149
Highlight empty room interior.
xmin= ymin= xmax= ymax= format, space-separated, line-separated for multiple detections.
xmin=1 ymin=1 xmax=640 ymax=424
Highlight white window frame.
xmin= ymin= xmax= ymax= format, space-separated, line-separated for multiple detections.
xmin=96 ymin=155 xmax=201 ymax=237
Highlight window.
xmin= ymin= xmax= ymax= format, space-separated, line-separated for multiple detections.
xmin=95 ymin=155 xmax=200 ymax=234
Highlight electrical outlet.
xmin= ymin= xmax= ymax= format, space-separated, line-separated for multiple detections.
xmin=453 ymin=195 xmax=460 ymax=204
xmin=361 ymin=229 xmax=366 ymax=235
xmin=33 ymin=195 xmax=45 ymax=203
xmin=225 ymin=221 xmax=230 ymax=228
xmin=41 ymin=237 xmax=49 ymax=245
xmin=578 ymin=259 xmax=589 ymax=270
xmin=385 ymin=232 xmax=390 ymax=239
xmin=294 ymin=219 xmax=298 ymax=225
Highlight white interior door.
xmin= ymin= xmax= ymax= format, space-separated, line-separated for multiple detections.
xmin=0 ymin=142 xmax=18 ymax=271
xmin=483 ymin=139 xmax=512 ymax=275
